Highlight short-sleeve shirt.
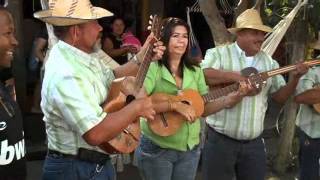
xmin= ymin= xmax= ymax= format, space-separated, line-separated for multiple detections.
xmin=201 ymin=42 xmax=286 ymax=140
xmin=41 ymin=41 xmax=115 ymax=155
xmin=141 ymin=62 xmax=208 ymax=151
xmin=295 ymin=66 xmax=320 ymax=138
xmin=0 ymin=81 xmax=26 ymax=176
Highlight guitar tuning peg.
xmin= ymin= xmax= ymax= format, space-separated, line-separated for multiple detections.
xmin=147 ymin=26 xmax=151 ymax=30
xmin=149 ymin=15 xmax=153 ymax=19
xmin=149 ymin=20 xmax=152 ymax=25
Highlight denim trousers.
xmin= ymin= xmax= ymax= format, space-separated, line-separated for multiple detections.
xmin=135 ymin=136 xmax=201 ymax=180
xmin=299 ymin=130 xmax=320 ymax=180
xmin=202 ymin=127 xmax=266 ymax=180
xmin=42 ymin=154 xmax=115 ymax=180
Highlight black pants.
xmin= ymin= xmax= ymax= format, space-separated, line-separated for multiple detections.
xmin=202 ymin=127 xmax=266 ymax=180
xmin=299 ymin=130 xmax=320 ymax=180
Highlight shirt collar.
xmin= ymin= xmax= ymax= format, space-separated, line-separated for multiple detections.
xmin=57 ymin=40 xmax=99 ymax=68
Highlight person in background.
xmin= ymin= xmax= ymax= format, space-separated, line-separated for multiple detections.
xmin=201 ymin=9 xmax=308 ymax=180
xmin=294 ymin=40 xmax=320 ymax=180
xmin=102 ymin=17 xmax=138 ymax=65
xmin=33 ymin=0 xmax=165 ymax=179
xmin=28 ymin=24 xmax=48 ymax=113
xmin=0 ymin=6 xmax=26 ymax=180
xmin=135 ymin=17 xmax=249 ymax=180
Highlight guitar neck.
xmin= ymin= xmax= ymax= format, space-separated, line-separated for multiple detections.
xmin=265 ymin=59 xmax=320 ymax=78
xmin=135 ymin=45 xmax=154 ymax=89
xmin=203 ymin=83 xmax=239 ymax=103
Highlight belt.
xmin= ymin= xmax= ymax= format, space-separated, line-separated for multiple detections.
xmin=207 ymin=126 xmax=261 ymax=144
xmin=47 ymin=148 xmax=110 ymax=164
xmin=47 ymin=149 xmax=77 ymax=159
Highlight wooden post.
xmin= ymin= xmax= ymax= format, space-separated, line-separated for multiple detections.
xmin=6 ymin=0 xmax=27 ymax=112
xmin=274 ymin=19 xmax=307 ymax=174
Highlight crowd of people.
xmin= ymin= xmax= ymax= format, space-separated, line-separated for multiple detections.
xmin=0 ymin=0 xmax=319 ymax=180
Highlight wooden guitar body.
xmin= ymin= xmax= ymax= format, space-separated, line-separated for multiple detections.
xmin=100 ymin=77 xmax=140 ymax=154
xmin=148 ymin=89 xmax=204 ymax=136
xmin=99 ymin=15 xmax=163 ymax=153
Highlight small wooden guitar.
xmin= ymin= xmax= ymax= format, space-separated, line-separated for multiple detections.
xmin=148 ymin=59 xmax=320 ymax=136
xmin=100 ymin=15 xmax=162 ymax=154
xmin=312 ymin=84 xmax=320 ymax=113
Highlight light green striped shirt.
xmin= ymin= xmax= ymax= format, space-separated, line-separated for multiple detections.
xmin=41 ymin=41 xmax=115 ymax=155
xmin=201 ymin=43 xmax=286 ymax=140
xmin=296 ymin=66 xmax=320 ymax=138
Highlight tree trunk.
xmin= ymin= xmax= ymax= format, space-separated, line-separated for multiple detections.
xmin=253 ymin=0 xmax=263 ymax=12
xmin=199 ymin=0 xmax=233 ymax=45
xmin=274 ymin=19 xmax=307 ymax=174
xmin=7 ymin=0 xmax=27 ymax=112
xmin=234 ymin=0 xmax=250 ymax=19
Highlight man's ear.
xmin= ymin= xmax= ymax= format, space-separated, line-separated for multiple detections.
xmin=70 ymin=26 xmax=79 ymax=45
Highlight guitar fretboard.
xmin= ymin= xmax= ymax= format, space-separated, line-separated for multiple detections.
xmin=203 ymin=83 xmax=239 ymax=103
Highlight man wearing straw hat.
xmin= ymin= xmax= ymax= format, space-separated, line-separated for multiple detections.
xmin=201 ymin=9 xmax=308 ymax=180
xmin=294 ymin=39 xmax=320 ymax=180
xmin=33 ymin=0 xmax=165 ymax=179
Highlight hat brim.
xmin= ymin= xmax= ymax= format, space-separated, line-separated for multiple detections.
xmin=228 ymin=25 xmax=272 ymax=34
xmin=34 ymin=7 xmax=113 ymax=26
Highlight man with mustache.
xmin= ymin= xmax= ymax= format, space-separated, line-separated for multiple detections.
xmin=201 ymin=9 xmax=308 ymax=180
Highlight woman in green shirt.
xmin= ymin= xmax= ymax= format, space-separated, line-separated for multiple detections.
xmin=135 ymin=17 xmax=247 ymax=180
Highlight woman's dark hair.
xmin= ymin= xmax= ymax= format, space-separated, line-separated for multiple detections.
xmin=159 ymin=17 xmax=198 ymax=76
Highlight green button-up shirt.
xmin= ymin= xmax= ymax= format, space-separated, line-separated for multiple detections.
xmin=41 ymin=41 xmax=115 ymax=155
xmin=296 ymin=66 xmax=320 ymax=138
xmin=201 ymin=43 xmax=286 ymax=140
xmin=141 ymin=62 xmax=208 ymax=151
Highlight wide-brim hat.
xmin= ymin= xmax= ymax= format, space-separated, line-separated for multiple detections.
xmin=228 ymin=9 xmax=272 ymax=34
xmin=34 ymin=0 xmax=113 ymax=26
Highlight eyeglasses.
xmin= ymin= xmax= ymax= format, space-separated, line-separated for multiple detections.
xmin=0 ymin=97 xmax=14 ymax=118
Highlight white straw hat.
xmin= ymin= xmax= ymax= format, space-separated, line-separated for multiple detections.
xmin=34 ymin=0 xmax=113 ymax=26
xmin=228 ymin=9 xmax=272 ymax=34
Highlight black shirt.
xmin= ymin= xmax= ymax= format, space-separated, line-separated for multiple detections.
xmin=106 ymin=33 xmax=128 ymax=65
xmin=0 ymin=81 xmax=26 ymax=177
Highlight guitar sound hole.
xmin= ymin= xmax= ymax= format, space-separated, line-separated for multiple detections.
xmin=181 ymin=100 xmax=190 ymax=105
xmin=126 ymin=95 xmax=136 ymax=104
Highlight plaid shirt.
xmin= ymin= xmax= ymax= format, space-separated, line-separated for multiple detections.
xmin=296 ymin=66 xmax=320 ymax=138
xmin=41 ymin=41 xmax=115 ymax=155
xmin=201 ymin=43 xmax=286 ymax=140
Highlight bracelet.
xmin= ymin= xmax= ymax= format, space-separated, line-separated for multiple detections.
xmin=131 ymin=55 xmax=141 ymax=66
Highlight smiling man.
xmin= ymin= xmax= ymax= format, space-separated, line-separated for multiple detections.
xmin=201 ymin=9 xmax=308 ymax=180
xmin=0 ymin=6 xmax=26 ymax=180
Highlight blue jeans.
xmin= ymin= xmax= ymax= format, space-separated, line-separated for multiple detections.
xmin=135 ymin=136 xmax=201 ymax=180
xmin=42 ymin=154 xmax=115 ymax=180
xmin=299 ymin=130 xmax=320 ymax=180
xmin=202 ymin=127 xmax=266 ymax=180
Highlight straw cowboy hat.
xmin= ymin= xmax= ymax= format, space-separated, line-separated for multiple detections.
xmin=228 ymin=9 xmax=272 ymax=34
xmin=34 ymin=0 xmax=113 ymax=26
xmin=310 ymin=32 xmax=320 ymax=50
